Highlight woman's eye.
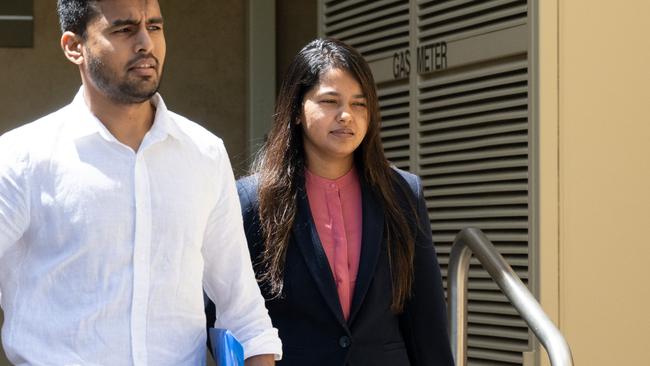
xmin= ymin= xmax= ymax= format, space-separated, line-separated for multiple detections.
xmin=320 ymin=99 xmax=337 ymax=104
xmin=353 ymin=102 xmax=367 ymax=108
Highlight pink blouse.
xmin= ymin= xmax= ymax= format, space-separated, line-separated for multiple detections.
xmin=305 ymin=167 xmax=362 ymax=320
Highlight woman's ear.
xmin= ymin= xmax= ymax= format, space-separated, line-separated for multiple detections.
xmin=61 ymin=31 xmax=84 ymax=65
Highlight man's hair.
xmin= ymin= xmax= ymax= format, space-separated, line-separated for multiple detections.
xmin=56 ymin=0 xmax=101 ymax=38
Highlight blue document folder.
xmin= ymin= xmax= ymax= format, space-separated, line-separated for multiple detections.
xmin=209 ymin=328 xmax=244 ymax=366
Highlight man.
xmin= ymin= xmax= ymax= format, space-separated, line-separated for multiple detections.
xmin=0 ymin=0 xmax=281 ymax=364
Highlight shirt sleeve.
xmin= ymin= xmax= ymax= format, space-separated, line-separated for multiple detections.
xmin=0 ymin=132 xmax=30 ymax=260
xmin=201 ymin=140 xmax=282 ymax=360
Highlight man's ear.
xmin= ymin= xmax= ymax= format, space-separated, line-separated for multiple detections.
xmin=61 ymin=31 xmax=84 ymax=65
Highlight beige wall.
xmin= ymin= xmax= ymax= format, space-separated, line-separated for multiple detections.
xmin=539 ymin=0 xmax=650 ymax=365
xmin=536 ymin=0 xmax=560 ymax=364
xmin=0 ymin=1 xmax=79 ymax=132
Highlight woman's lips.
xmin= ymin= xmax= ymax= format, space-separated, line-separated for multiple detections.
xmin=330 ymin=128 xmax=354 ymax=137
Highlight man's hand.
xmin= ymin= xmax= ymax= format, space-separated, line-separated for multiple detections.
xmin=245 ymin=354 xmax=275 ymax=366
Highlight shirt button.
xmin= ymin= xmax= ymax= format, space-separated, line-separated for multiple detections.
xmin=339 ymin=335 xmax=351 ymax=348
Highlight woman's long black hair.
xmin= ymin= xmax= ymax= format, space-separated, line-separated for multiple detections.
xmin=254 ymin=38 xmax=415 ymax=313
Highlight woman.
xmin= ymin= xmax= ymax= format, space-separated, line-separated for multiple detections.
xmin=210 ymin=38 xmax=454 ymax=366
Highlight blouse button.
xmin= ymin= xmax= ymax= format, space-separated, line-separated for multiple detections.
xmin=339 ymin=335 xmax=351 ymax=348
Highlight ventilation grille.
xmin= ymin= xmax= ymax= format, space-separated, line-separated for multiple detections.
xmin=322 ymin=0 xmax=410 ymax=60
xmin=320 ymin=1 xmax=533 ymax=364
xmin=418 ymin=0 xmax=527 ymax=43
xmin=418 ymin=57 xmax=531 ymax=365
xmin=379 ymin=83 xmax=411 ymax=170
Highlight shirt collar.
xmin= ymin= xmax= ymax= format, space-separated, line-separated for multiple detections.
xmin=66 ymin=86 xmax=183 ymax=142
xmin=147 ymin=92 xmax=184 ymax=141
xmin=305 ymin=166 xmax=360 ymax=190
xmin=66 ymin=87 xmax=105 ymax=140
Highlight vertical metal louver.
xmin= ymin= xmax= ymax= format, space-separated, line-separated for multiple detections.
xmin=320 ymin=0 xmax=534 ymax=365
xmin=419 ymin=58 xmax=531 ymax=365
xmin=378 ymin=84 xmax=411 ymax=170
xmin=419 ymin=0 xmax=527 ymax=42
xmin=416 ymin=1 xmax=531 ymax=364
xmin=322 ymin=0 xmax=410 ymax=60
xmin=322 ymin=0 xmax=412 ymax=171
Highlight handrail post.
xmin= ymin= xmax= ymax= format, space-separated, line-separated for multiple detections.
xmin=447 ymin=237 xmax=472 ymax=366
xmin=447 ymin=228 xmax=574 ymax=366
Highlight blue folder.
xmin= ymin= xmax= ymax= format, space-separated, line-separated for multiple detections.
xmin=209 ymin=328 xmax=244 ymax=366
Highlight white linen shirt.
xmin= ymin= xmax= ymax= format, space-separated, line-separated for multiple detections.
xmin=0 ymin=88 xmax=281 ymax=365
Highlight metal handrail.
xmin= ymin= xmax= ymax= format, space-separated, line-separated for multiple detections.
xmin=447 ymin=228 xmax=573 ymax=366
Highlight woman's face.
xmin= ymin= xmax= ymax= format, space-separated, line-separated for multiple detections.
xmin=301 ymin=67 xmax=369 ymax=174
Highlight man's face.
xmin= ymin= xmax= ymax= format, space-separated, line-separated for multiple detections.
xmin=82 ymin=0 xmax=166 ymax=104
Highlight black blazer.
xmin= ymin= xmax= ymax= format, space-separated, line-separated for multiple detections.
xmin=208 ymin=168 xmax=454 ymax=366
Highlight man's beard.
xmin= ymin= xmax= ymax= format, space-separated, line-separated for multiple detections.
xmin=86 ymin=49 xmax=162 ymax=105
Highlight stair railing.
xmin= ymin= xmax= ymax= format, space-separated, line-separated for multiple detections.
xmin=447 ymin=227 xmax=573 ymax=366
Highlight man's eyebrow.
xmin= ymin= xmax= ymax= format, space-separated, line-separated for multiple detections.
xmin=147 ymin=17 xmax=164 ymax=24
xmin=111 ymin=18 xmax=139 ymax=27
xmin=111 ymin=16 xmax=164 ymax=27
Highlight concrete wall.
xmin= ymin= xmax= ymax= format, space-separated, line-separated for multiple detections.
xmin=539 ymin=0 xmax=650 ymax=364
xmin=275 ymin=0 xmax=317 ymax=92
xmin=0 ymin=1 xmax=79 ymax=132
xmin=159 ymin=0 xmax=247 ymax=173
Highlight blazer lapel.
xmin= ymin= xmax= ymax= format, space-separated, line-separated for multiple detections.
xmin=293 ymin=183 xmax=347 ymax=327
xmin=348 ymin=177 xmax=384 ymax=324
